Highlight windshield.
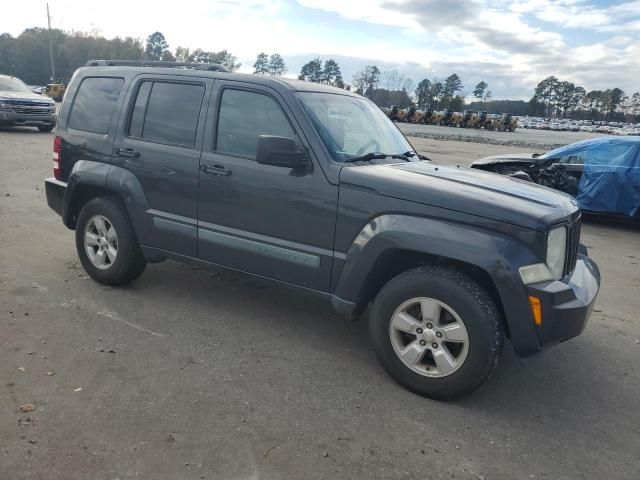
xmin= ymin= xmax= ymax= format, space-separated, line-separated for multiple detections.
xmin=297 ymin=92 xmax=413 ymax=162
xmin=540 ymin=140 xmax=595 ymax=159
xmin=0 ymin=76 xmax=33 ymax=93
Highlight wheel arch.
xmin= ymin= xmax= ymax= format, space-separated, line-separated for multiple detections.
xmin=332 ymin=214 xmax=543 ymax=356
xmin=64 ymin=183 xmax=120 ymax=229
xmin=62 ymin=162 xmax=152 ymax=246
xmin=355 ymin=248 xmax=507 ymax=334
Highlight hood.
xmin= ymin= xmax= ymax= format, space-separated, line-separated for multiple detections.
xmin=339 ymin=161 xmax=579 ymax=231
xmin=471 ymin=153 xmax=537 ymax=166
xmin=0 ymin=90 xmax=55 ymax=104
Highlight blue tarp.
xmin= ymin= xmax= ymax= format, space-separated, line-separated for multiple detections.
xmin=574 ymin=138 xmax=640 ymax=217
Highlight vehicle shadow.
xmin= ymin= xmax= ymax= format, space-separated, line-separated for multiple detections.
xmin=119 ymin=260 xmax=625 ymax=418
xmin=0 ymin=126 xmax=50 ymax=134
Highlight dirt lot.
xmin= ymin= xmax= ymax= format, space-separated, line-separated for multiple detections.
xmin=1 ymin=128 xmax=639 ymax=480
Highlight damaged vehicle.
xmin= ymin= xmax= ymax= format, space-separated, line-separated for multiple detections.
xmin=471 ymin=137 xmax=640 ymax=219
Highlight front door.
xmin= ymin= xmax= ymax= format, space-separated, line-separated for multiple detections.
xmin=197 ymin=82 xmax=337 ymax=291
xmin=113 ymin=76 xmax=211 ymax=257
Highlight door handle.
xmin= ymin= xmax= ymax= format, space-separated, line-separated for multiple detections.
xmin=114 ymin=147 xmax=140 ymax=158
xmin=201 ymin=164 xmax=231 ymax=176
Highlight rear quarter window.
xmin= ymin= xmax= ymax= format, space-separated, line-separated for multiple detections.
xmin=68 ymin=77 xmax=124 ymax=134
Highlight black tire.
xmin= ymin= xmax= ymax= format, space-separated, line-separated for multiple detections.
xmin=369 ymin=266 xmax=504 ymax=400
xmin=38 ymin=125 xmax=54 ymax=132
xmin=75 ymin=197 xmax=146 ymax=286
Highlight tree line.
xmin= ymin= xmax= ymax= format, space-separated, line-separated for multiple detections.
xmin=0 ymin=28 xmax=246 ymax=84
xmin=2 ymin=27 xmax=638 ymax=122
xmin=529 ymin=76 xmax=639 ymax=122
xmin=348 ymin=65 xmax=639 ymax=122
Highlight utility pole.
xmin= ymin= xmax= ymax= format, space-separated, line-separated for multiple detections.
xmin=47 ymin=3 xmax=56 ymax=82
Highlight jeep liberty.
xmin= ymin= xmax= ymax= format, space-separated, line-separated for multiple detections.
xmin=45 ymin=60 xmax=600 ymax=399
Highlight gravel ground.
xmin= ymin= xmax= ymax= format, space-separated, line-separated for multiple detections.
xmin=1 ymin=127 xmax=639 ymax=480
xmin=397 ymin=123 xmax=606 ymax=150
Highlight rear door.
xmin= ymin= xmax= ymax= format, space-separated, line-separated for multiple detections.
xmin=113 ymin=75 xmax=211 ymax=257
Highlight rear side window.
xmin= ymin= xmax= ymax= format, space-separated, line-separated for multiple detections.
xmin=128 ymin=81 xmax=204 ymax=147
xmin=216 ymin=89 xmax=295 ymax=158
xmin=68 ymin=77 xmax=124 ymax=134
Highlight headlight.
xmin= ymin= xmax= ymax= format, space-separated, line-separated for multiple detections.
xmin=0 ymin=100 xmax=10 ymax=110
xmin=519 ymin=226 xmax=567 ymax=284
xmin=546 ymin=226 xmax=567 ymax=280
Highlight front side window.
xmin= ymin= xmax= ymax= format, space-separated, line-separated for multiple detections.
xmin=297 ymin=92 xmax=413 ymax=162
xmin=69 ymin=77 xmax=124 ymax=134
xmin=216 ymin=89 xmax=295 ymax=158
xmin=556 ymin=149 xmax=588 ymax=165
xmin=128 ymin=81 xmax=204 ymax=147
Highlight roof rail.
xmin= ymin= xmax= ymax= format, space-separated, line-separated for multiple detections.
xmin=85 ymin=60 xmax=231 ymax=73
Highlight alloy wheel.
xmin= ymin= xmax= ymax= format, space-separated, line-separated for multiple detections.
xmin=389 ymin=297 xmax=469 ymax=378
xmin=84 ymin=215 xmax=118 ymax=270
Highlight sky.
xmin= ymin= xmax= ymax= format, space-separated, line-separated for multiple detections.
xmin=2 ymin=0 xmax=639 ymax=99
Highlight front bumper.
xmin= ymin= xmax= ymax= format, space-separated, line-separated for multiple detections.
xmin=45 ymin=177 xmax=66 ymax=217
xmin=0 ymin=110 xmax=56 ymax=127
xmin=527 ymin=253 xmax=600 ymax=350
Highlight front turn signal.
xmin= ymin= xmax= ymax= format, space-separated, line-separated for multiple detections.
xmin=528 ymin=296 xmax=542 ymax=326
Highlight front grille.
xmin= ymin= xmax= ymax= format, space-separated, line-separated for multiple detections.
xmin=564 ymin=218 xmax=581 ymax=277
xmin=12 ymin=107 xmax=54 ymax=115
xmin=6 ymin=100 xmax=52 ymax=108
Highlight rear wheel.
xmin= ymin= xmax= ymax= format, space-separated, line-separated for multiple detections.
xmin=75 ymin=197 xmax=146 ymax=285
xmin=369 ymin=267 xmax=504 ymax=400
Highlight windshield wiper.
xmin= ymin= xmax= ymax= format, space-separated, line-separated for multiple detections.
xmin=343 ymin=152 xmax=411 ymax=163
xmin=402 ymin=150 xmax=432 ymax=161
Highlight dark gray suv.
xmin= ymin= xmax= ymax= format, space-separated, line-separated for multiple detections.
xmin=0 ymin=75 xmax=57 ymax=131
xmin=45 ymin=60 xmax=600 ymax=399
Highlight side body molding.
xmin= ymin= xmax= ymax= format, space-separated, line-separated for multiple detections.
xmin=332 ymin=214 xmax=544 ymax=356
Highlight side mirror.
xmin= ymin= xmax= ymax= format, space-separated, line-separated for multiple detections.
xmin=256 ymin=135 xmax=308 ymax=169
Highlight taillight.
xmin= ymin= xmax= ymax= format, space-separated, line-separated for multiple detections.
xmin=53 ymin=136 xmax=62 ymax=179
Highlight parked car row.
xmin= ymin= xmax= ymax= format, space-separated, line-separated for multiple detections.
xmin=519 ymin=117 xmax=640 ymax=136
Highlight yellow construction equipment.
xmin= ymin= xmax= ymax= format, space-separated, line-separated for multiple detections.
xmin=468 ymin=111 xmax=489 ymax=129
xmin=457 ymin=110 xmax=474 ymax=128
xmin=388 ymin=105 xmax=401 ymax=121
xmin=430 ymin=109 xmax=454 ymax=126
xmin=450 ymin=111 xmax=464 ymax=127
xmin=384 ymin=105 xmax=516 ymax=131
xmin=396 ymin=106 xmax=417 ymax=123
xmin=412 ymin=110 xmax=425 ymax=124
xmin=44 ymin=83 xmax=65 ymax=102
xmin=495 ymin=113 xmax=517 ymax=132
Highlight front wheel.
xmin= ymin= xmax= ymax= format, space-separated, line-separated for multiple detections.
xmin=369 ymin=267 xmax=504 ymax=400
xmin=75 ymin=197 xmax=147 ymax=286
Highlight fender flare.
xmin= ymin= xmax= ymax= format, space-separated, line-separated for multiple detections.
xmin=333 ymin=214 xmax=543 ymax=356
xmin=62 ymin=161 xmax=152 ymax=245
